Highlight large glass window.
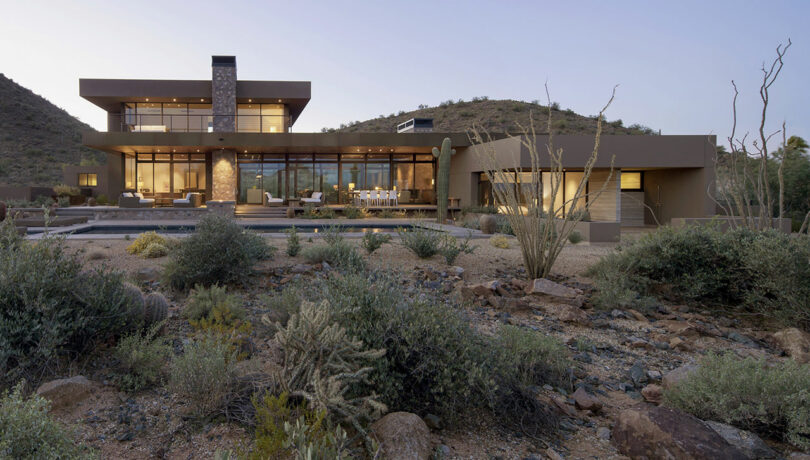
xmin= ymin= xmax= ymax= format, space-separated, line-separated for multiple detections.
xmin=136 ymin=103 xmax=162 ymax=131
xmin=542 ymin=171 xmax=586 ymax=216
xmin=188 ymin=104 xmax=213 ymax=132
xmin=239 ymin=163 xmax=263 ymax=203
xmin=414 ymin=162 xmax=434 ymax=204
xmin=261 ymin=104 xmax=285 ymax=133
xmin=163 ymin=103 xmax=187 ymax=132
xmin=262 ymin=163 xmax=286 ymax=200
xmin=366 ymin=162 xmax=390 ymax=190
xmin=137 ymin=162 xmax=154 ymax=194
xmin=237 ymin=104 xmax=261 ymax=133
xmin=340 ymin=162 xmax=365 ymax=203
xmin=124 ymin=153 xmax=136 ymax=190
xmin=315 ymin=163 xmax=339 ymax=203
xmin=133 ymin=153 xmax=206 ymax=200
xmin=621 ymin=171 xmax=643 ymax=191
xmin=154 ymin=163 xmax=171 ymax=194
xmin=78 ymin=173 xmax=98 ymax=187
xmin=290 ymin=162 xmax=314 ymax=198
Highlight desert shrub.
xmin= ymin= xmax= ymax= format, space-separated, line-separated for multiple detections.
xmin=168 ymin=334 xmax=237 ymax=416
xmin=586 ymin=225 xmax=810 ymax=326
xmin=568 ymin=209 xmax=591 ymax=222
xmin=438 ymin=233 xmax=477 ymax=265
xmin=0 ymin=216 xmax=23 ymax=250
xmin=57 ymin=196 xmax=70 ymax=207
xmin=96 ymin=194 xmax=108 ymax=205
xmin=315 ymin=272 xmax=558 ymax=435
xmin=318 ymin=207 xmax=336 ymax=219
xmin=490 ymin=235 xmax=510 ymax=249
xmin=322 ymin=224 xmax=344 ymax=246
xmin=251 ymin=392 xmax=352 ymax=459
xmin=113 ymin=321 xmax=171 ymax=392
xmin=496 ymin=215 xmax=514 ymax=235
xmin=397 ymin=225 xmax=441 ymax=258
xmin=342 ymin=205 xmax=361 ymax=219
xmin=126 ymin=231 xmax=166 ymax=255
xmin=461 ymin=205 xmax=498 ymax=216
xmin=378 ymin=208 xmax=395 ymax=219
xmin=0 ymin=236 xmax=140 ymax=386
xmin=183 ymin=284 xmax=238 ymax=322
xmin=360 ymin=232 xmax=391 ymax=254
xmin=494 ymin=325 xmax=569 ymax=388
xmin=259 ymin=286 xmax=303 ymax=328
xmin=141 ymin=242 xmax=169 ymax=258
xmin=567 ymin=230 xmax=583 ymax=244
xmin=0 ymin=382 xmax=88 ymax=459
xmin=164 ymin=214 xmax=274 ymax=290
xmin=286 ymin=226 xmax=301 ymax=257
xmin=301 ymin=204 xmax=335 ymax=219
xmin=268 ymin=300 xmax=386 ymax=437
xmin=300 ymin=237 xmax=366 ymax=273
xmin=664 ymin=353 xmax=810 ymax=450
xmin=53 ymin=184 xmax=80 ymax=196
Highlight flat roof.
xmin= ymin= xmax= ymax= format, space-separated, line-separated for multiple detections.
xmin=79 ymin=78 xmax=311 ymax=125
xmin=82 ymin=131 xmax=472 ymax=154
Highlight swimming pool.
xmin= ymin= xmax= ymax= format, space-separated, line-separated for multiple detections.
xmin=56 ymin=223 xmax=417 ymax=235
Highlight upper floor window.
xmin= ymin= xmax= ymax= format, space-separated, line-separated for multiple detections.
xmin=78 ymin=173 xmax=98 ymax=187
xmin=121 ymin=102 xmax=287 ymax=133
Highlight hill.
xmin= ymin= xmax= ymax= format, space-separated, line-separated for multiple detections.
xmin=0 ymin=73 xmax=104 ymax=186
xmin=325 ymin=98 xmax=657 ymax=136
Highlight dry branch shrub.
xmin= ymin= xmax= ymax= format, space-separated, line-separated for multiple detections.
xmin=168 ymin=334 xmax=238 ymax=417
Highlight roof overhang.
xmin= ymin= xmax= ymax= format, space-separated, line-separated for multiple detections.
xmin=79 ymin=78 xmax=311 ymax=125
xmin=82 ymin=132 xmax=471 ymax=154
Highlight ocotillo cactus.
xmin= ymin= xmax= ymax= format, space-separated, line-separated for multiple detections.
xmin=432 ymin=137 xmax=456 ymax=223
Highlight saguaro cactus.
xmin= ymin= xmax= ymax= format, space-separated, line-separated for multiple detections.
xmin=432 ymin=137 xmax=456 ymax=223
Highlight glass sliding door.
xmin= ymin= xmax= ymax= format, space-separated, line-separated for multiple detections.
xmin=340 ymin=162 xmax=364 ymax=203
xmin=262 ymin=163 xmax=286 ymax=201
xmin=290 ymin=162 xmax=314 ymax=198
xmin=315 ymin=162 xmax=339 ymax=203
xmin=413 ymin=162 xmax=434 ymax=204
xmin=239 ymin=163 xmax=263 ymax=204
xmin=366 ymin=162 xmax=390 ymax=190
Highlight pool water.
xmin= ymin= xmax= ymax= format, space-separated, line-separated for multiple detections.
xmin=54 ymin=224 xmax=416 ymax=235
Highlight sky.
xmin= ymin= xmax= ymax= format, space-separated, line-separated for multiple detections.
xmin=0 ymin=0 xmax=808 ymax=147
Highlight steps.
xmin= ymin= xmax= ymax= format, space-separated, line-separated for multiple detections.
xmin=235 ymin=205 xmax=288 ymax=219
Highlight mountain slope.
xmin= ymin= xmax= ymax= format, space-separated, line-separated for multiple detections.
xmin=0 ymin=73 xmax=104 ymax=186
xmin=327 ymin=98 xmax=657 ymax=136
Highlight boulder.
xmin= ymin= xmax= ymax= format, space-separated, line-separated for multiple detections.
xmin=572 ymin=387 xmax=602 ymax=412
xmin=470 ymin=283 xmax=494 ymax=297
xmin=641 ymin=384 xmax=663 ymax=404
xmin=526 ymin=278 xmax=583 ymax=306
xmin=612 ymin=406 xmax=747 ymax=459
xmin=626 ymin=309 xmax=649 ymax=322
xmin=703 ymin=420 xmax=779 ymax=459
xmin=35 ymin=376 xmax=93 ymax=409
xmin=371 ymin=412 xmax=432 ymax=460
xmin=770 ymin=328 xmax=810 ymax=364
xmin=662 ymin=363 xmax=698 ymax=390
xmin=549 ymin=304 xmax=590 ymax=326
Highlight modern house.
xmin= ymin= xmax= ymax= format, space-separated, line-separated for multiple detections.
xmin=79 ymin=56 xmax=716 ymax=226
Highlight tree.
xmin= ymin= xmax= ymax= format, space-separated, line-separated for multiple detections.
xmin=468 ymin=84 xmax=616 ymax=279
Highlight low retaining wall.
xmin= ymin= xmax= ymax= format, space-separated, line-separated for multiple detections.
xmin=92 ymin=208 xmax=211 ymax=221
xmin=556 ymin=220 xmax=621 ymax=243
xmin=671 ymin=216 xmax=792 ymax=233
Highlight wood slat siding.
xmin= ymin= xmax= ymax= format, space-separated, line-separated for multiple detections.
xmin=620 ymin=191 xmax=645 ymax=226
xmin=588 ymin=171 xmax=619 ymax=222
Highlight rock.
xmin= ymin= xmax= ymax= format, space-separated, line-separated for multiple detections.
xmin=646 ymin=370 xmax=662 ymax=381
xmin=703 ymin=420 xmax=779 ymax=459
xmin=770 ymin=328 xmax=810 ymax=364
xmin=611 ymin=309 xmax=627 ymax=319
xmin=470 ymin=283 xmax=494 ymax=297
xmin=550 ymin=305 xmax=590 ymax=326
xmin=449 ymin=266 xmax=465 ymax=277
xmin=423 ymin=414 xmax=441 ymax=430
xmin=641 ymin=384 xmax=663 ymax=404
xmin=662 ymin=363 xmax=698 ymax=390
xmin=788 ymin=454 xmax=810 ymax=460
xmin=371 ymin=412 xmax=432 ymax=460
xmin=596 ymin=426 xmax=611 ymax=441
xmin=669 ymin=336 xmax=692 ymax=351
xmin=657 ymin=319 xmax=703 ymax=338
xmin=612 ymin=406 xmax=747 ymax=459
xmin=626 ymin=309 xmax=648 ymax=322
xmin=502 ymin=297 xmax=531 ymax=312
xmin=459 ymin=286 xmax=475 ymax=301
xmin=134 ymin=267 xmax=161 ymax=283
xmin=36 ymin=376 xmax=93 ymax=409
xmin=628 ymin=361 xmax=647 ymax=388
xmin=727 ymin=331 xmax=758 ymax=348
xmin=572 ymin=387 xmax=602 ymax=412
xmin=545 ymin=447 xmax=564 ymax=460
xmin=526 ymin=278 xmax=583 ymax=306
xmin=290 ymin=264 xmax=312 ymax=273
xmin=628 ymin=337 xmax=654 ymax=350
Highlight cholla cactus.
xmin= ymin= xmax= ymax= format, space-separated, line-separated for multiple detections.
xmin=272 ymin=300 xmax=386 ymax=438
xmin=143 ymin=292 xmax=169 ymax=326
xmin=432 ymin=137 xmax=456 ymax=223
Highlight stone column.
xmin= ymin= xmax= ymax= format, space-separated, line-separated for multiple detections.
xmin=210 ymin=56 xmax=237 ymax=203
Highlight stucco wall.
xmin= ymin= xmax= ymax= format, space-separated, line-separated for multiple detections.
xmin=588 ymin=170 xmax=619 ymax=222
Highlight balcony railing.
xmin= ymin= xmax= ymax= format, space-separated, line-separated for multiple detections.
xmin=109 ymin=113 xmax=290 ymax=133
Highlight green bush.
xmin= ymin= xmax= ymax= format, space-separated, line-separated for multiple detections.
xmin=494 ymin=325 xmax=569 ymax=388
xmin=164 ymin=214 xmax=274 ymax=290
xmin=567 ymin=230 xmax=583 ymax=244
xmin=183 ymin=284 xmax=239 ymax=322
xmin=259 ymin=285 xmax=303 ymax=327
xmin=586 ymin=225 xmax=810 ymax=327
xmin=496 ymin=215 xmax=514 ymax=235
xmin=438 ymin=233 xmax=477 ymax=265
xmin=378 ymin=208 xmax=395 ymax=219
xmin=664 ymin=353 xmax=810 ymax=450
xmin=301 ymin=204 xmax=335 ymax=219
xmin=342 ymin=205 xmax=368 ymax=219
xmin=397 ymin=225 xmax=441 ymax=258
xmin=126 ymin=231 xmax=165 ymax=255
xmin=0 ymin=217 xmax=23 ymax=250
xmin=0 ymin=382 xmax=88 ymax=459
xmin=360 ymin=232 xmax=391 ymax=254
xmin=250 ymin=392 xmax=352 ymax=460
xmin=300 ymin=242 xmax=366 ymax=273
xmin=168 ymin=334 xmax=237 ymax=417
xmin=285 ymin=226 xmax=301 ymax=257
xmin=490 ymin=235 xmax=509 ymax=249
xmin=322 ymin=224 xmax=344 ymax=246
xmin=0 ymin=236 xmax=141 ymax=386
xmin=141 ymin=242 xmax=169 ymax=258
xmin=313 ymin=272 xmax=563 ymax=432
xmin=113 ymin=322 xmax=171 ymax=392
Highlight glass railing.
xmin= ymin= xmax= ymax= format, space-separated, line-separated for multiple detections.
xmin=109 ymin=114 xmax=289 ymax=133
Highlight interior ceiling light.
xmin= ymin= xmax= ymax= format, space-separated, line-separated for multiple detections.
xmin=145 ymin=98 xmax=149 ymax=102
xmin=172 ymin=98 xmax=177 ymax=102
xmin=200 ymin=98 xmax=204 ymax=102
xmin=248 ymin=99 xmax=252 ymax=102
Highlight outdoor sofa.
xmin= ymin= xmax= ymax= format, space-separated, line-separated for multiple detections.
xmin=119 ymin=192 xmax=155 ymax=208
xmin=264 ymin=192 xmax=284 ymax=206
xmin=173 ymin=192 xmax=202 ymax=208
xmin=301 ymin=191 xmax=323 ymax=205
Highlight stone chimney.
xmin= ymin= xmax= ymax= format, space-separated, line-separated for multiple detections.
xmin=212 ymin=56 xmax=236 ymax=132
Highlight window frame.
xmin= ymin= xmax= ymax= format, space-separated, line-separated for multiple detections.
xmin=77 ymin=173 xmax=98 ymax=187
xmin=620 ymin=171 xmax=644 ymax=192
